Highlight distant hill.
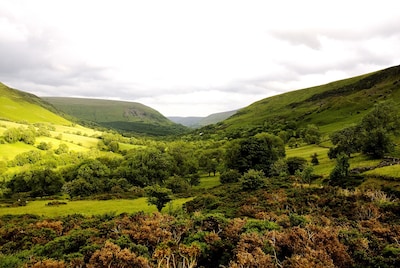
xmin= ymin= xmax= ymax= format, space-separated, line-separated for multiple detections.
xmin=169 ymin=110 xmax=237 ymax=128
xmin=205 ymin=65 xmax=400 ymax=136
xmin=0 ymin=83 xmax=71 ymax=125
xmin=43 ymin=97 xmax=188 ymax=136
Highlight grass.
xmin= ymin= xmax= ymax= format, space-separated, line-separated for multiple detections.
xmin=365 ymin=165 xmax=400 ymax=178
xmin=218 ymin=66 xmax=400 ymax=137
xmin=0 ymin=197 xmax=193 ymax=217
xmin=0 ymin=142 xmax=40 ymax=161
xmin=0 ymin=88 xmax=71 ymax=125
xmin=194 ymin=173 xmax=221 ymax=189
xmin=286 ymin=144 xmax=333 ymax=178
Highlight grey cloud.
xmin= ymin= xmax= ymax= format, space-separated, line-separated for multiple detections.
xmin=270 ymin=31 xmax=322 ymax=50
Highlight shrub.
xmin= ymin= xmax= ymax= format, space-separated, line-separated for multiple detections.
xmin=220 ymin=169 xmax=241 ymax=184
xmin=241 ymin=169 xmax=265 ymax=191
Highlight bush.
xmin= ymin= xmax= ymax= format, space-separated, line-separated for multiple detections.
xmin=241 ymin=169 xmax=265 ymax=191
xmin=220 ymin=169 xmax=241 ymax=184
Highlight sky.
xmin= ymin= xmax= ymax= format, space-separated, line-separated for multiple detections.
xmin=0 ymin=1 xmax=400 ymax=117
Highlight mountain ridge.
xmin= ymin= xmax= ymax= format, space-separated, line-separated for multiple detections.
xmin=203 ymin=65 xmax=400 ymax=136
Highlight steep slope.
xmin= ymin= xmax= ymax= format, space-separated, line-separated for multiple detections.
xmin=215 ymin=65 xmax=400 ymax=135
xmin=0 ymin=83 xmax=71 ymax=125
xmin=43 ymin=97 xmax=188 ymax=136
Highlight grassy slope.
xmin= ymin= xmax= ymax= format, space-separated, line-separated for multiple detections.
xmin=0 ymin=119 xmax=101 ymax=161
xmin=43 ymin=97 xmax=188 ymax=135
xmin=0 ymin=83 xmax=71 ymax=125
xmin=219 ymin=65 xmax=400 ymax=135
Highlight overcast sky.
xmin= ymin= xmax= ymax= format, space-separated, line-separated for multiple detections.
xmin=1 ymin=0 xmax=400 ymax=116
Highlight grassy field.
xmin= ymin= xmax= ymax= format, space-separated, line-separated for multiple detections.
xmin=0 ymin=197 xmax=193 ymax=217
xmin=194 ymin=173 xmax=221 ymax=189
xmin=286 ymin=144 xmax=333 ymax=178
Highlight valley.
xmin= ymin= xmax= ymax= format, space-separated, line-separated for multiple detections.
xmin=0 ymin=66 xmax=400 ymax=267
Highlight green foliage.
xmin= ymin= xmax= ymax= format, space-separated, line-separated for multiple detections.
xmin=220 ymin=169 xmax=241 ymax=184
xmin=301 ymin=124 xmax=321 ymax=144
xmin=145 ymin=185 xmax=172 ymax=212
xmin=165 ymin=175 xmax=191 ymax=194
xmin=286 ymin=156 xmax=308 ymax=175
xmin=6 ymin=169 xmax=64 ymax=197
xmin=361 ymin=127 xmax=393 ymax=158
xmin=119 ymin=147 xmax=173 ymax=186
xmin=241 ymin=169 xmax=265 ymax=191
xmin=37 ymin=141 xmax=52 ymax=150
xmin=225 ymin=133 xmax=285 ymax=175
xmin=329 ymin=153 xmax=350 ymax=187
xmin=329 ymin=125 xmax=362 ymax=158
xmin=243 ymin=219 xmax=280 ymax=233
xmin=329 ymin=102 xmax=399 ymax=159
xmin=311 ymin=153 xmax=319 ymax=165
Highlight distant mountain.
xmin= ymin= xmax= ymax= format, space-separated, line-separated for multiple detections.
xmin=43 ymin=97 xmax=188 ymax=136
xmin=204 ymin=65 xmax=400 ymax=136
xmin=169 ymin=110 xmax=237 ymax=128
xmin=168 ymin=116 xmax=203 ymax=128
xmin=0 ymin=83 xmax=71 ymax=125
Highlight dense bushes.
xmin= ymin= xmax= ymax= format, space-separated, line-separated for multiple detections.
xmin=1 ymin=183 xmax=399 ymax=267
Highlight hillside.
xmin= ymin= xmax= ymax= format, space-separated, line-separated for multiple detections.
xmin=214 ymin=65 xmax=400 ymax=135
xmin=0 ymin=83 xmax=71 ymax=125
xmin=43 ymin=97 xmax=188 ymax=136
xmin=169 ymin=110 xmax=237 ymax=128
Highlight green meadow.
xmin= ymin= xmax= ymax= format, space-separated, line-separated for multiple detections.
xmin=0 ymin=197 xmax=193 ymax=217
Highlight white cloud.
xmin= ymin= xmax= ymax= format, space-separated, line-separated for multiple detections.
xmin=0 ymin=0 xmax=400 ymax=116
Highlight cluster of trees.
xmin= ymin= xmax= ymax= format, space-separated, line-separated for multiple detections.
xmin=1 ymin=124 xmax=52 ymax=145
xmin=329 ymin=102 xmax=400 ymax=159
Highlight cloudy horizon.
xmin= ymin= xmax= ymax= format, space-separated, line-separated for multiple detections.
xmin=1 ymin=0 xmax=400 ymax=117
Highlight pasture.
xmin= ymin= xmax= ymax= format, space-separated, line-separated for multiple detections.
xmin=0 ymin=197 xmax=193 ymax=217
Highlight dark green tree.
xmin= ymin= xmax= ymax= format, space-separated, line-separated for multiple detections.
xmin=329 ymin=153 xmax=350 ymax=187
xmin=286 ymin=157 xmax=307 ymax=175
xmin=118 ymin=148 xmax=173 ymax=186
xmin=145 ymin=185 xmax=172 ymax=212
xmin=361 ymin=127 xmax=393 ymax=158
xmin=225 ymin=133 xmax=285 ymax=175
xmin=311 ymin=153 xmax=319 ymax=165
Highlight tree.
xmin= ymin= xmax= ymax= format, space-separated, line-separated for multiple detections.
xmin=311 ymin=153 xmax=319 ymax=165
xmin=302 ymin=124 xmax=321 ymax=144
xmin=358 ymin=102 xmax=399 ymax=158
xmin=119 ymin=148 xmax=173 ymax=186
xmin=361 ymin=127 xmax=393 ymax=158
xmin=286 ymin=157 xmax=307 ymax=175
xmin=199 ymin=148 xmax=223 ymax=176
xmin=167 ymin=141 xmax=199 ymax=176
xmin=145 ymin=185 xmax=172 ymax=212
xmin=329 ymin=153 xmax=350 ymax=187
xmin=241 ymin=169 xmax=265 ymax=191
xmin=225 ymin=133 xmax=285 ymax=175
xmin=329 ymin=126 xmax=362 ymax=158
xmin=165 ymin=175 xmax=191 ymax=194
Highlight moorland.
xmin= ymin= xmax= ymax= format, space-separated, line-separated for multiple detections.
xmin=0 ymin=65 xmax=400 ymax=267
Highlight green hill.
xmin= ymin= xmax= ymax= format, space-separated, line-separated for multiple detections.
xmin=169 ymin=110 xmax=237 ymax=128
xmin=0 ymin=83 xmax=71 ymax=125
xmin=214 ymin=65 xmax=400 ymax=135
xmin=43 ymin=97 xmax=188 ymax=136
